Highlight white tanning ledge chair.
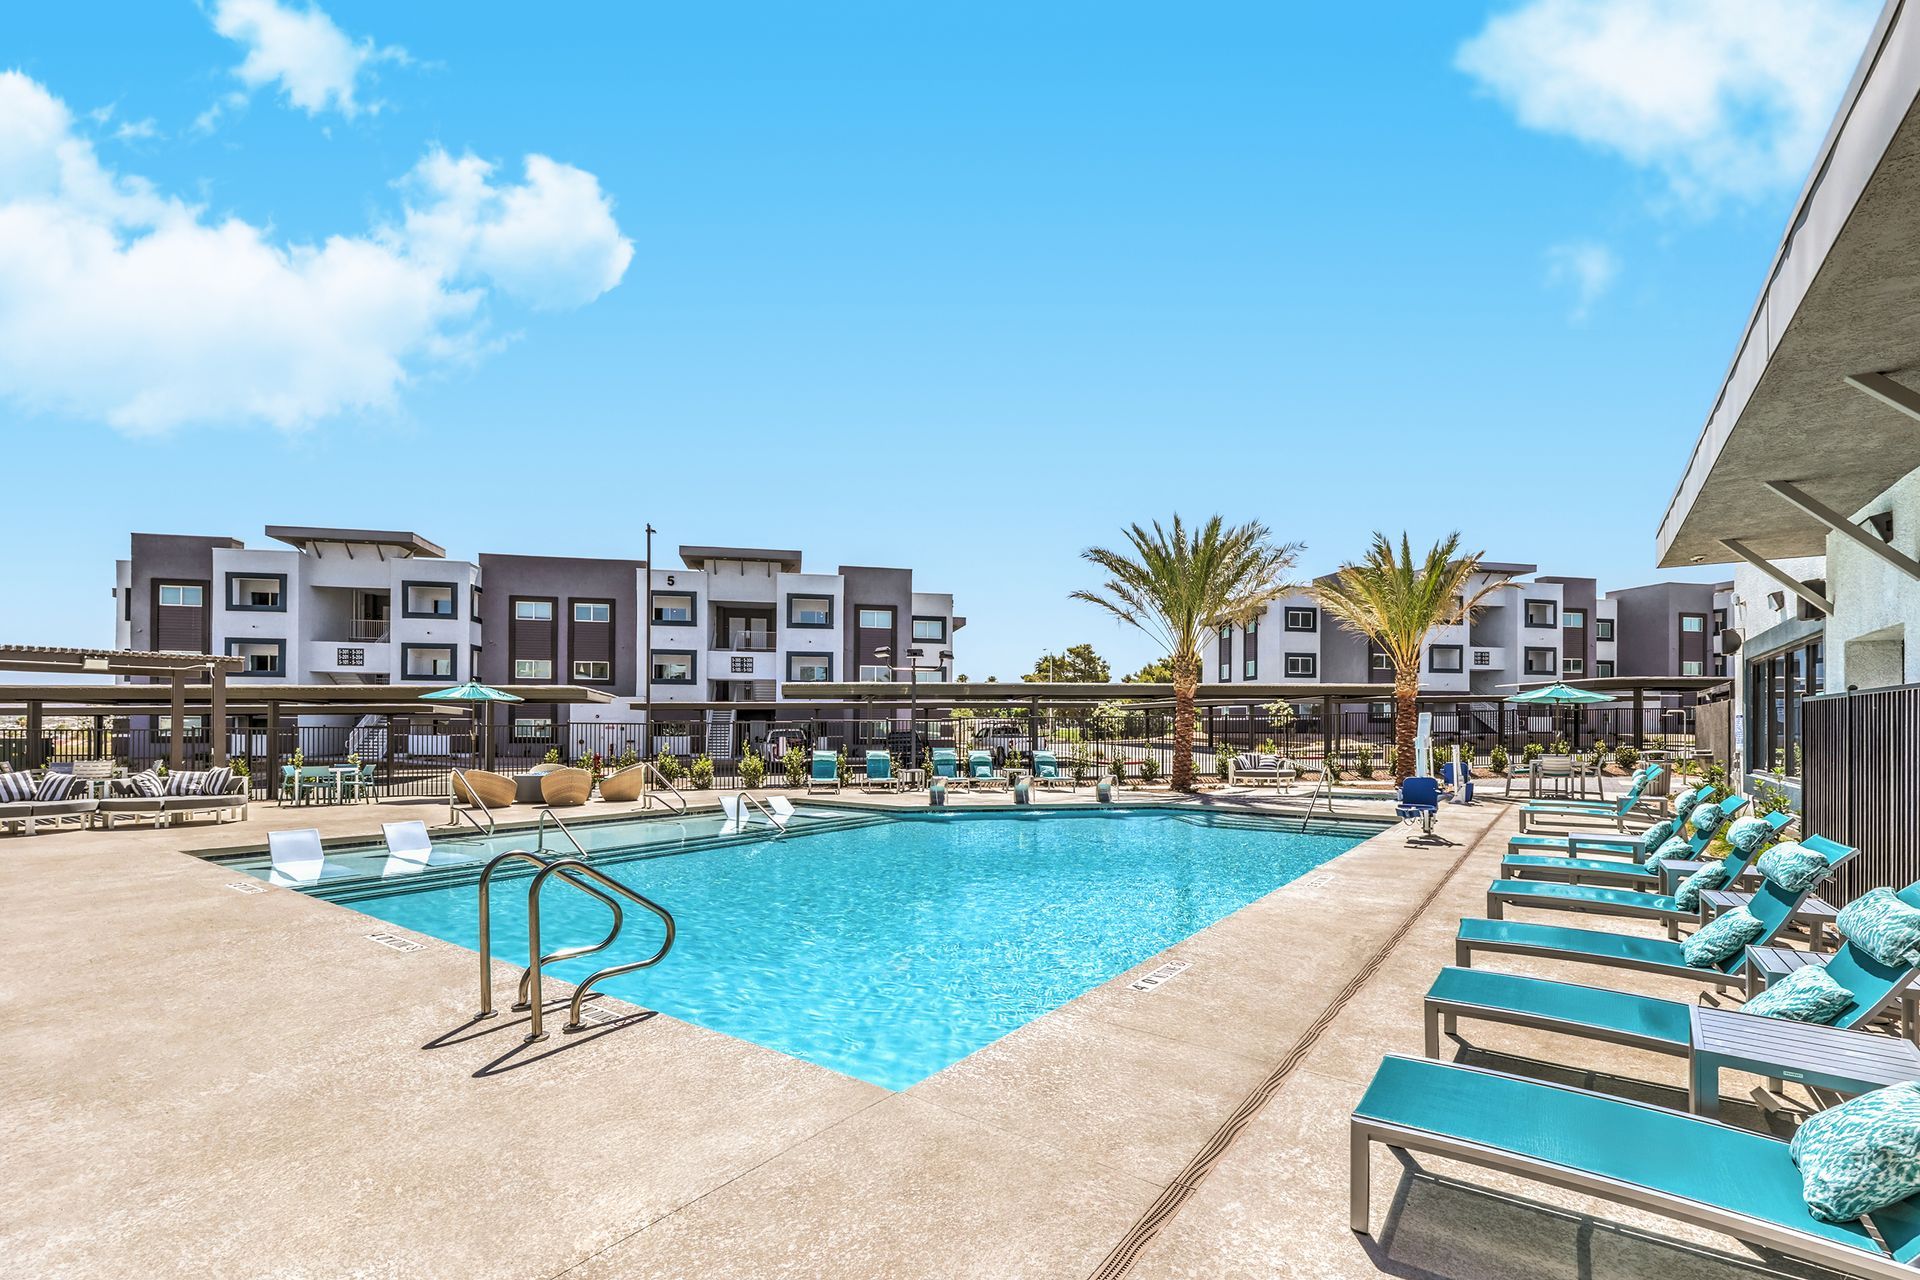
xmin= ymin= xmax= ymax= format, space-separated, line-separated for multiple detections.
xmin=267 ymin=828 xmax=327 ymax=887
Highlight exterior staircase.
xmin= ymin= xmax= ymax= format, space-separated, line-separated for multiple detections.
xmin=704 ymin=709 xmax=737 ymax=759
xmin=345 ymin=714 xmax=388 ymax=760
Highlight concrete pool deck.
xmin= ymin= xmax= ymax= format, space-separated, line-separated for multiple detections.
xmin=2 ymin=787 xmax=1846 ymax=1279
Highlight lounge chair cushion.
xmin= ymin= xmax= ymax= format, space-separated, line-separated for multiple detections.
xmin=1755 ymin=843 xmax=1832 ymax=894
xmin=1647 ymin=835 xmax=1694 ymax=867
xmin=1674 ymin=859 xmax=1732 ymax=912
xmin=1727 ymin=815 xmax=1776 ymax=854
xmin=1639 ymin=818 xmax=1675 ymax=850
xmin=1672 ymin=789 xmax=1703 ymax=822
xmin=1745 ymin=965 xmax=1855 ymax=1025
xmin=1838 ymin=888 xmax=1920 ymax=968
xmin=1790 ymin=1082 xmax=1920 ymax=1222
xmin=0 ymin=771 xmax=36 ymax=802
xmin=1688 ymin=804 xmax=1727 ymax=838
xmin=35 ymin=772 xmax=77 ymax=802
xmin=1683 ymin=906 xmax=1764 ymax=968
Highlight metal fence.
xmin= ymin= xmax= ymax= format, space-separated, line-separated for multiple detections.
xmin=1804 ymin=683 xmax=1920 ymax=905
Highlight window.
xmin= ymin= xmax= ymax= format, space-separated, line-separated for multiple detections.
xmin=1524 ymin=599 xmax=1556 ymax=627
xmin=651 ymin=651 xmax=695 ymax=684
xmin=1523 ymin=647 xmax=1556 ymax=676
xmin=156 ymin=715 xmax=206 ymax=741
xmin=471 ymin=586 xmax=483 ymax=621
xmin=1595 ymin=618 xmax=1614 ymax=641
xmin=226 ymin=574 xmax=286 ymax=611
xmin=1595 ymin=660 xmax=1615 ymax=677
xmin=515 ymin=658 xmax=553 ymax=680
xmin=1562 ymin=657 xmax=1584 ymax=675
xmin=1681 ymin=615 xmax=1705 ymax=633
xmin=857 ymin=608 xmax=892 ymax=630
xmin=158 ymin=583 xmax=204 ymax=607
xmin=652 ymin=592 xmax=694 ymax=625
xmin=1681 ymin=660 xmax=1704 ymax=676
xmin=859 ymin=664 xmax=891 ymax=681
xmin=787 ymin=653 xmax=832 ymax=682
xmin=1371 ymin=650 xmax=1393 ymax=671
xmin=515 ymin=599 xmax=554 ymax=622
xmin=1284 ymin=607 xmax=1317 ymax=632
xmin=512 ymin=717 xmax=554 ymax=742
xmin=1218 ymin=623 xmax=1232 ymax=682
xmin=225 ymin=638 xmax=285 ymax=676
xmin=787 ymin=595 xmax=833 ymax=628
xmin=1563 ymin=608 xmax=1586 ymax=629
xmin=915 ymin=667 xmax=944 ymax=682
xmin=1428 ymin=645 xmax=1463 ymax=673
xmin=1285 ymin=653 xmax=1317 ymax=678
xmin=1368 ymin=701 xmax=1394 ymax=723
xmin=912 ymin=617 xmax=947 ymax=642
xmin=572 ymin=660 xmax=610 ymax=682
xmin=402 ymin=582 xmax=457 ymax=618
xmin=402 ymin=645 xmax=455 ymax=679
xmin=1712 ymin=609 xmax=1727 ymax=633
xmin=573 ymin=602 xmax=610 ymax=623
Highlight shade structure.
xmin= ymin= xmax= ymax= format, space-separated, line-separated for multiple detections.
xmin=419 ymin=681 xmax=522 ymax=770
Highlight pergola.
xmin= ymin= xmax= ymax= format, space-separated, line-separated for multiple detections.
xmin=0 ymin=644 xmax=242 ymax=770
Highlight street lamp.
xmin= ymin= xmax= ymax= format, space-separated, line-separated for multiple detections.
xmin=875 ymin=645 xmax=953 ymax=769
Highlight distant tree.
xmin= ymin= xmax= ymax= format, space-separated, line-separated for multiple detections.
xmin=1121 ymin=657 xmax=1176 ymax=683
xmin=1023 ymin=644 xmax=1111 ymax=683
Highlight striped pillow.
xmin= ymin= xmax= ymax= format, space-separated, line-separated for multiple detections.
xmin=164 ymin=770 xmax=209 ymax=796
xmin=0 ymin=771 xmax=37 ymax=803
xmin=128 ymin=770 xmax=164 ymax=798
xmin=198 ymin=767 xmax=235 ymax=797
xmin=35 ymin=772 xmax=78 ymax=802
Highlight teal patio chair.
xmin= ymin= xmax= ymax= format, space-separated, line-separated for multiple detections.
xmin=1500 ymin=789 xmax=1737 ymax=889
xmin=1350 ymin=1055 xmax=1920 ymax=1279
xmin=861 ymin=751 xmax=901 ymax=793
xmin=1456 ymin=834 xmax=1858 ymax=989
xmin=965 ymin=749 xmax=1007 ymax=791
xmin=1031 ymin=750 xmax=1070 ymax=790
xmin=1517 ymin=765 xmax=1667 ymax=833
xmin=806 ymin=749 xmax=841 ymax=795
xmin=930 ymin=748 xmax=961 ymax=781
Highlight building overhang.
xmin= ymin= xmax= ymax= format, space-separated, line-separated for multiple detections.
xmin=0 ymin=683 xmax=615 ymax=709
xmin=676 ymin=545 xmax=804 ymax=572
xmin=265 ymin=526 xmax=446 ymax=558
xmin=1657 ymin=0 xmax=1920 ymax=568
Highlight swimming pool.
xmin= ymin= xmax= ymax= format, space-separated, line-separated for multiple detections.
xmin=236 ymin=808 xmax=1369 ymax=1090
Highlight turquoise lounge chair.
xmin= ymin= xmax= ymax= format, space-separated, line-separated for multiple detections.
xmin=1504 ymin=783 xmax=1718 ymax=865
xmin=806 ymin=749 xmax=840 ymax=795
xmin=1486 ymin=809 xmax=1796 ymax=927
xmin=1456 ymin=834 xmax=1856 ymax=989
xmin=930 ymin=748 xmax=961 ymax=782
xmin=1517 ymin=766 xmax=1667 ymax=833
xmin=965 ymin=749 xmax=1007 ymax=791
xmin=1500 ymin=790 xmax=1741 ymax=889
xmin=1030 ymin=750 xmax=1070 ymax=790
xmin=861 ymin=750 xmax=901 ymax=793
xmin=1426 ymin=879 xmax=1920 ymax=1063
xmin=1350 ymin=1055 xmax=1920 ymax=1278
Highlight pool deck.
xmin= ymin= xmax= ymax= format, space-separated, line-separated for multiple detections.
xmin=3 ymin=786 xmax=1843 ymax=1279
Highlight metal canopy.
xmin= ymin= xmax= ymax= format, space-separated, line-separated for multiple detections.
xmin=0 ymin=683 xmax=614 ymax=707
xmin=0 ymin=644 xmax=243 ymax=677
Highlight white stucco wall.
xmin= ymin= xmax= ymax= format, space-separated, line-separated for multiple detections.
xmin=1827 ymin=466 xmax=1920 ymax=690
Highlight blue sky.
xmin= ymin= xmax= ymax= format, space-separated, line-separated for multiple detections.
xmin=0 ymin=1 xmax=1882 ymax=678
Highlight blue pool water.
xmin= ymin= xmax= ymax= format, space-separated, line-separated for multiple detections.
xmin=293 ymin=809 xmax=1362 ymax=1089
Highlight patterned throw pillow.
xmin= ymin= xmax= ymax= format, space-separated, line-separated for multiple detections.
xmin=198 ymin=766 xmax=235 ymax=797
xmin=1674 ymin=859 xmax=1732 ymax=912
xmin=164 ymin=770 xmax=209 ymax=796
xmin=1672 ymin=789 xmax=1703 ymax=822
xmin=127 ymin=770 xmax=164 ymax=798
xmin=1837 ymin=888 xmax=1920 ymax=968
xmin=0 ymin=771 xmax=37 ymax=803
xmin=1689 ymin=804 xmax=1727 ymax=838
xmin=1646 ymin=835 xmax=1695 ymax=869
xmin=1726 ymin=815 xmax=1776 ymax=854
xmin=1790 ymin=1082 xmax=1920 ymax=1222
xmin=1756 ymin=842 xmax=1832 ymax=893
xmin=34 ymin=772 xmax=77 ymax=802
xmin=1745 ymin=964 xmax=1855 ymax=1024
xmin=1683 ymin=906 xmax=1765 ymax=967
xmin=1638 ymin=818 xmax=1676 ymax=852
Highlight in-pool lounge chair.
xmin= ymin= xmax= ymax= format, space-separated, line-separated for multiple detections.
xmin=807 ymin=750 xmax=841 ymax=795
xmin=930 ymin=748 xmax=961 ymax=783
xmin=1425 ymin=879 xmax=1920 ymax=1063
xmin=1031 ymin=751 xmax=1072 ymax=790
xmin=1486 ymin=808 xmax=1796 ymax=927
xmin=862 ymin=751 xmax=902 ymax=793
xmin=1500 ymin=789 xmax=1738 ymax=888
xmin=965 ymin=750 xmax=1007 ymax=791
xmin=380 ymin=820 xmax=442 ymax=878
xmin=1350 ymin=1055 xmax=1920 ymax=1279
xmin=267 ymin=828 xmax=326 ymax=887
xmin=1516 ymin=766 xmax=1666 ymax=833
xmin=1456 ymin=834 xmax=1856 ymax=989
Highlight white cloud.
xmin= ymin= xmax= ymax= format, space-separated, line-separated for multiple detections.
xmin=0 ymin=71 xmax=631 ymax=435
xmin=208 ymin=0 xmax=408 ymax=121
xmin=1457 ymin=0 xmax=1880 ymax=205
xmin=113 ymin=118 xmax=160 ymax=143
xmin=1544 ymin=240 xmax=1620 ymax=320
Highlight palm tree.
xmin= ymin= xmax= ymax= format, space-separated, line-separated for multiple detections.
xmin=1315 ymin=532 xmax=1511 ymax=781
xmin=1074 ymin=516 xmax=1301 ymax=792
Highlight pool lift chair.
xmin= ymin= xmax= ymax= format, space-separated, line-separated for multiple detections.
xmin=1396 ymin=776 xmax=1451 ymax=846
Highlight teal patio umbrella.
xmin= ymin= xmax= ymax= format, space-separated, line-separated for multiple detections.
xmin=1505 ymin=681 xmax=1614 ymax=751
xmin=419 ymin=680 xmax=522 ymax=771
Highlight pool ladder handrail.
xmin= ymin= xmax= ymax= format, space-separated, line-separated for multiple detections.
xmin=475 ymin=849 xmax=621 ymax=1019
xmin=738 ymin=791 xmax=786 ymax=835
xmin=640 ymin=762 xmax=688 ymax=814
xmin=1299 ymin=767 xmax=1333 ymax=831
xmin=536 ymin=806 xmax=588 ymax=858
xmin=447 ymin=768 xmax=498 ymax=835
xmin=524 ymin=857 xmax=674 ymax=1042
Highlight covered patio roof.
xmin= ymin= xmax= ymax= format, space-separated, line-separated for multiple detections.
xmin=1657 ymin=0 xmax=1920 ymax=568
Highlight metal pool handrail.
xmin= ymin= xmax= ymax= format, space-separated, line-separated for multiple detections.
xmin=739 ymin=792 xmax=787 ymax=834
xmin=536 ymin=806 xmax=588 ymax=858
xmin=474 ymin=849 xmax=622 ymax=1019
xmin=641 ymin=762 xmax=688 ymax=814
xmin=1299 ymin=768 xmax=1333 ymax=831
xmin=524 ymin=857 xmax=676 ymax=1043
xmin=447 ymin=769 xmax=497 ymax=835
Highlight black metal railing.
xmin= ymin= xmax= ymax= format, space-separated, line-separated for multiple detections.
xmin=1805 ymin=684 xmax=1920 ymax=904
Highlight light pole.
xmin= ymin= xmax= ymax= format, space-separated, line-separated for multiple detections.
xmin=643 ymin=524 xmax=654 ymax=758
xmin=875 ymin=645 xmax=953 ymax=770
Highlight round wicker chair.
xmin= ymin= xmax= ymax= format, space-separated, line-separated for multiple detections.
xmin=539 ymin=767 xmax=593 ymax=807
xmin=598 ymin=764 xmax=647 ymax=804
xmin=450 ymin=768 xmax=516 ymax=809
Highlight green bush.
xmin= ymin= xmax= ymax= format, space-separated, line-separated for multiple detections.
xmin=1138 ymin=755 xmax=1161 ymax=784
xmin=739 ymin=752 xmax=767 ymax=789
xmin=836 ymin=750 xmax=850 ymax=782
xmin=1214 ymin=753 xmax=1230 ymax=781
xmin=781 ymin=745 xmax=807 ymax=786
xmin=1488 ymin=744 xmax=1509 ymax=776
xmin=542 ymin=746 xmax=561 ymax=764
xmin=1756 ymin=780 xmax=1794 ymax=817
xmin=1613 ymin=744 xmax=1639 ymax=772
xmin=1354 ymin=743 xmax=1376 ymax=780
xmin=1550 ymin=737 xmax=1569 ymax=756
xmin=689 ymin=754 xmax=714 ymax=789
xmin=1521 ymin=742 xmax=1543 ymax=764
xmin=654 ymin=750 xmax=685 ymax=784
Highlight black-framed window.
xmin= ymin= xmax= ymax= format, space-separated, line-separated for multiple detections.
xmin=651 ymin=650 xmax=696 ymax=684
xmin=224 ymin=637 xmax=286 ymax=676
xmin=512 ymin=715 xmax=555 ymax=742
xmin=1284 ymin=607 xmax=1317 ymax=632
xmin=401 ymin=581 xmax=458 ymax=619
xmin=514 ymin=599 xmax=554 ymax=622
xmin=158 ymin=583 xmax=205 ymax=608
xmin=514 ymin=658 xmax=553 ymax=680
xmin=1595 ymin=618 xmax=1614 ymax=641
xmin=573 ymin=601 xmax=610 ymax=623
xmin=856 ymin=607 xmax=894 ymax=631
xmin=1749 ymin=639 xmax=1823 ymax=778
xmin=786 ymin=652 xmax=833 ymax=682
xmin=573 ymin=660 xmax=611 ymax=682
xmin=1681 ymin=614 xmax=1706 ymax=633
xmin=1562 ymin=608 xmax=1586 ymax=629
xmin=1523 ymin=646 xmax=1556 ymax=675
xmin=652 ymin=592 xmax=696 ymax=625
xmin=471 ymin=586 xmax=483 ymax=622
xmin=786 ymin=594 xmax=834 ymax=628
xmin=471 ymin=644 xmax=481 ymax=678
xmin=911 ymin=616 xmax=947 ymax=642
xmin=1428 ymin=644 xmax=1463 ymax=673
xmin=1523 ymin=599 xmax=1556 ymax=628
xmin=1218 ymin=624 xmax=1232 ymax=682
xmin=1562 ymin=656 xmax=1584 ymax=675
xmin=401 ymin=644 xmax=456 ymax=680
xmin=1595 ymin=659 xmax=1616 ymax=677
xmin=225 ymin=573 xmax=287 ymax=612
xmin=1242 ymin=615 xmax=1258 ymax=680
xmin=1284 ymin=652 xmax=1316 ymax=678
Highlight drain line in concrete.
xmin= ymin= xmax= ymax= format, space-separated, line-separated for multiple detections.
xmin=1087 ymin=812 xmax=1499 ymax=1280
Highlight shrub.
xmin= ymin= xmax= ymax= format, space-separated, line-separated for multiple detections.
xmin=1138 ymin=755 xmax=1161 ymax=784
xmin=739 ymin=752 xmax=767 ymax=789
xmin=1488 ymin=744 xmax=1509 ymax=776
xmin=689 ymin=754 xmax=714 ymax=789
xmin=836 ymin=750 xmax=850 ymax=782
xmin=615 ymin=745 xmax=640 ymax=769
xmin=1704 ymin=763 xmax=1730 ymax=801
xmin=654 ymin=750 xmax=685 ymax=784
xmin=1069 ymin=754 xmax=1093 ymax=784
xmin=1214 ymin=753 xmax=1230 ymax=781
xmin=1108 ymin=757 xmax=1126 ymax=782
xmin=1325 ymin=758 xmax=1344 ymax=783
xmin=1354 ymin=743 xmax=1376 ymax=780
xmin=231 ymin=755 xmax=252 ymax=779
xmin=1258 ymin=738 xmax=1279 ymax=757
xmin=1550 ymin=737 xmax=1569 ymax=756
xmin=1756 ymin=780 xmax=1794 ymax=817
xmin=1520 ymin=742 xmax=1543 ymax=764
xmin=542 ymin=746 xmax=561 ymax=764
xmin=1613 ymin=744 xmax=1639 ymax=772
xmin=781 ymin=745 xmax=808 ymax=786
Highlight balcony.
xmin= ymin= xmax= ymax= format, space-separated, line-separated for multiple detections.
xmin=715 ymin=633 xmax=776 ymax=652
xmin=346 ymin=619 xmax=391 ymax=642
